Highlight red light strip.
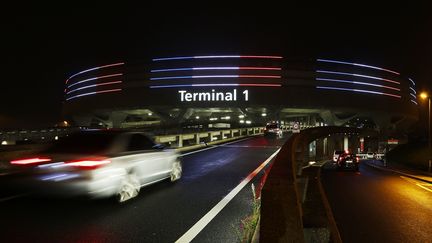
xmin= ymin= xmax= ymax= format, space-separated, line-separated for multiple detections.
xmin=11 ymin=158 xmax=52 ymax=165
xmin=66 ymin=81 xmax=122 ymax=94
xmin=67 ymin=73 xmax=123 ymax=88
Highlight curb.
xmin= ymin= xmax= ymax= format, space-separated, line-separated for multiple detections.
xmin=317 ymin=164 xmax=343 ymax=243
xmin=365 ymin=162 xmax=432 ymax=185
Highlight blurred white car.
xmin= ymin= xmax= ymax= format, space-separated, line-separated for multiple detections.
xmin=366 ymin=152 xmax=375 ymax=159
xmin=9 ymin=130 xmax=182 ymax=203
xmin=264 ymin=123 xmax=283 ymax=138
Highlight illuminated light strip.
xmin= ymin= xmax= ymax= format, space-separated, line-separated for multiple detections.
xmin=316 ymin=78 xmax=400 ymax=92
xmin=410 ymin=93 xmax=417 ymax=99
xmin=66 ymin=89 xmax=122 ymax=101
xmin=150 ymin=75 xmax=280 ymax=80
xmin=152 ymin=55 xmax=283 ymax=61
xmin=66 ymin=81 xmax=122 ymax=95
xmin=409 ymin=87 xmax=417 ymax=94
xmin=408 ymin=78 xmax=416 ymax=86
xmin=65 ymin=62 xmax=124 ymax=84
xmin=317 ymin=59 xmax=400 ymax=75
xmin=68 ymin=73 xmax=123 ymax=88
xmin=411 ymin=100 xmax=418 ymax=105
xmin=316 ymin=70 xmax=400 ymax=85
xmin=316 ymin=86 xmax=401 ymax=98
xmin=151 ymin=67 xmax=281 ymax=72
xmin=149 ymin=83 xmax=282 ymax=88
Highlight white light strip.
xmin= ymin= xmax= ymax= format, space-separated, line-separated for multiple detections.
xmin=66 ymin=81 xmax=122 ymax=95
xmin=408 ymin=78 xmax=416 ymax=86
xmin=67 ymin=73 xmax=123 ymax=88
xmin=316 ymin=70 xmax=400 ymax=85
xmin=316 ymin=86 xmax=401 ymax=98
xmin=66 ymin=89 xmax=122 ymax=101
xmin=410 ymin=100 xmax=418 ymax=105
xmin=317 ymin=59 xmax=400 ymax=75
xmin=316 ymin=78 xmax=400 ymax=91
xmin=410 ymin=93 xmax=417 ymax=99
xmin=65 ymin=62 xmax=124 ymax=83
xmin=409 ymin=87 xmax=416 ymax=94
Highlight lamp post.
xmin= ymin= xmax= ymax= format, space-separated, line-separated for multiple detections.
xmin=420 ymin=92 xmax=431 ymax=172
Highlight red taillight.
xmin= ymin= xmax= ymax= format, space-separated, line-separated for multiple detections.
xmin=10 ymin=157 xmax=52 ymax=165
xmin=66 ymin=158 xmax=111 ymax=170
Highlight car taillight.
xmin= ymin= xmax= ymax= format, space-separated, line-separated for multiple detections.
xmin=66 ymin=158 xmax=111 ymax=170
xmin=10 ymin=157 xmax=52 ymax=165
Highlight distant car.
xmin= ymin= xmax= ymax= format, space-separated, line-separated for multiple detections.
xmin=336 ymin=152 xmax=359 ymax=171
xmin=333 ymin=150 xmax=344 ymax=162
xmin=8 ymin=130 xmax=182 ymax=203
xmin=366 ymin=152 xmax=375 ymax=159
xmin=264 ymin=123 xmax=283 ymax=138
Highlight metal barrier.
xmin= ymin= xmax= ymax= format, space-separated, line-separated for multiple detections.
xmin=154 ymin=127 xmax=264 ymax=148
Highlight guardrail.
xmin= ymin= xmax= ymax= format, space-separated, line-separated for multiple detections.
xmin=356 ymin=153 xmax=385 ymax=160
xmin=154 ymin=127 xmax=264 ymax=148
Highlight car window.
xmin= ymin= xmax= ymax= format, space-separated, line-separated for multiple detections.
xmin=45 ymin=132 xmax=117 ymax=154
xmin=266 ymin=124 xmax=279 ymax=129
xmin=127 ymin=134 xmax=155 ymax=151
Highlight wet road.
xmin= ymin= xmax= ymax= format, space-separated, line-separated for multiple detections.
xmin=0 ymin=136 xmax=284 ymax=242
xmin=322 ymin=161 xmax=432 ymax=243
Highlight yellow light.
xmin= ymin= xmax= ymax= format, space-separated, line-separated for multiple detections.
xmin=420 ymin=92 xmax=429 ymax=99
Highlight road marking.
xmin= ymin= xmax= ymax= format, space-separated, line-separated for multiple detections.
xmin=180 ymin=137 xmax=252 ymax=157
xmin=400 ymin=176 xmax=432 ymax=193
xmin=175 ymin=148 xmax=281 ymax=243
xmin=0 ymin=193 xmax=28 ymax=202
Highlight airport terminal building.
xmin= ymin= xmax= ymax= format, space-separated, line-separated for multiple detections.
xmin=62 ymin=55 xmax=418 ymax=134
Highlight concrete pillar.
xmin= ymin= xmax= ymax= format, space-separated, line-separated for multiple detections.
xmin=177 ymin=135 xmax=183 ymax=148
xmin=344 ymin=136 xmax=349 ymax=151
xmin=195 ymin=133 xmax=200 ymax=145
xmin=323 ymin=137 xmax=328 ymax=156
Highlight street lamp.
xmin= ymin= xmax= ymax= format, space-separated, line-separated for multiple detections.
xmin=419 ymin=92 xmax=431 ymax=172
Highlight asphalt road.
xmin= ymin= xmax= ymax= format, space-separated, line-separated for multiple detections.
xmin=0 ymin=135 xmax=284 ymax=242
xmin=322 ymin=161 xmax=432 ymax=243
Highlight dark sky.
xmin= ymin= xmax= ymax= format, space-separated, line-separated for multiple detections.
xmin=1 ymin=3 xmax=431 ymax=128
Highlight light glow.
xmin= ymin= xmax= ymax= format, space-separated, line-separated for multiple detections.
xmin=316 ymin=86 xmax=401 ymax=98
xmin=316 ymin=78 xmax=400 ymax=91
xmin=317 ymin=59 xmax=400 ymax=75
xmin=316 ymin=70 xmax=400 ymax=85
xmin=66 ymin=89 xmax=122 ymax=101
xmin=65 ymin=62 xmax=124 ymax=84
xmin=149 ymin=83 xmax=281 ymax=89
xmin=11 ymin=157 xmax=52 ymax=165
xmin=420 ymin=92 xmax=429 ymax=99
xmin=150 ymin=75 xmax=280 ymax=80
xmin=67 ymin=73 xmax=123 ymax=88
xmin=153 ymin=55 xmax=283 ymax=61
xmin=66 ymin=81 xmax=122 ymax=94
xmin=151 ymin=66 xmax=281 ymax=72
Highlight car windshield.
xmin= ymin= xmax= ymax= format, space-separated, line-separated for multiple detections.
xmin=266 ymin=124 xmax=278 ymax=129
xmin=44 ymin=132 xmax=118 ymax=154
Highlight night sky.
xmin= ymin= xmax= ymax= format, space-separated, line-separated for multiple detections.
xmin=1 ymin=3 xmax=431 ymax=129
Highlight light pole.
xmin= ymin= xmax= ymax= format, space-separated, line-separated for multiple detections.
xmin=420 ymin=92 xmax=431 ymax=172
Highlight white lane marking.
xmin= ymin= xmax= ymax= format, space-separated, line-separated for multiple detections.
xmin=416 ymin=183 xmax=432 ymax=193
xmin=0 ymin=193 xmax=28 ymax=202
xmin=175 ymin=148 xmax=281 ymax=243
xmin=180 ymin=137 xmax=252 ymax=157
xmin=400 ymin=176 xmax=432 ymax=193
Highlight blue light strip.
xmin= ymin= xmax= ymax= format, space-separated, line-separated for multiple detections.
xmin=408 ymin=78 xmax=416 ymax=86
xmin=410 ymin=100 xmax=418 ymax=105
xmin=409 ymin=87 xmax=417 ymax=94
xmin=316 ymin=86 xmax=401 ymax=98
xmin=316 ymin=70 xmax=400 ymax=85
xmin=316 ymin=78 xmax=400 ymax=91
xmin=317 ymin=59 xmax=400 ymax=75
xmin=66 ymin=81 xmax=122 ymax=95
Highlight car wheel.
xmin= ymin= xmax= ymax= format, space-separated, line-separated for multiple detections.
xmin=170 ymin=160 xmax=182 ymax=182
xmin=116 ymin=173 xmax=140 ymax=203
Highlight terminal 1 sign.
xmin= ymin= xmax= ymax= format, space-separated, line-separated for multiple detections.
xmin=178 ymin=89 xmax=249 ymax=102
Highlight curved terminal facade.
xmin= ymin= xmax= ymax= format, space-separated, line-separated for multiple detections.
xmin=63 ymin=55 xmax=418 ymax=132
